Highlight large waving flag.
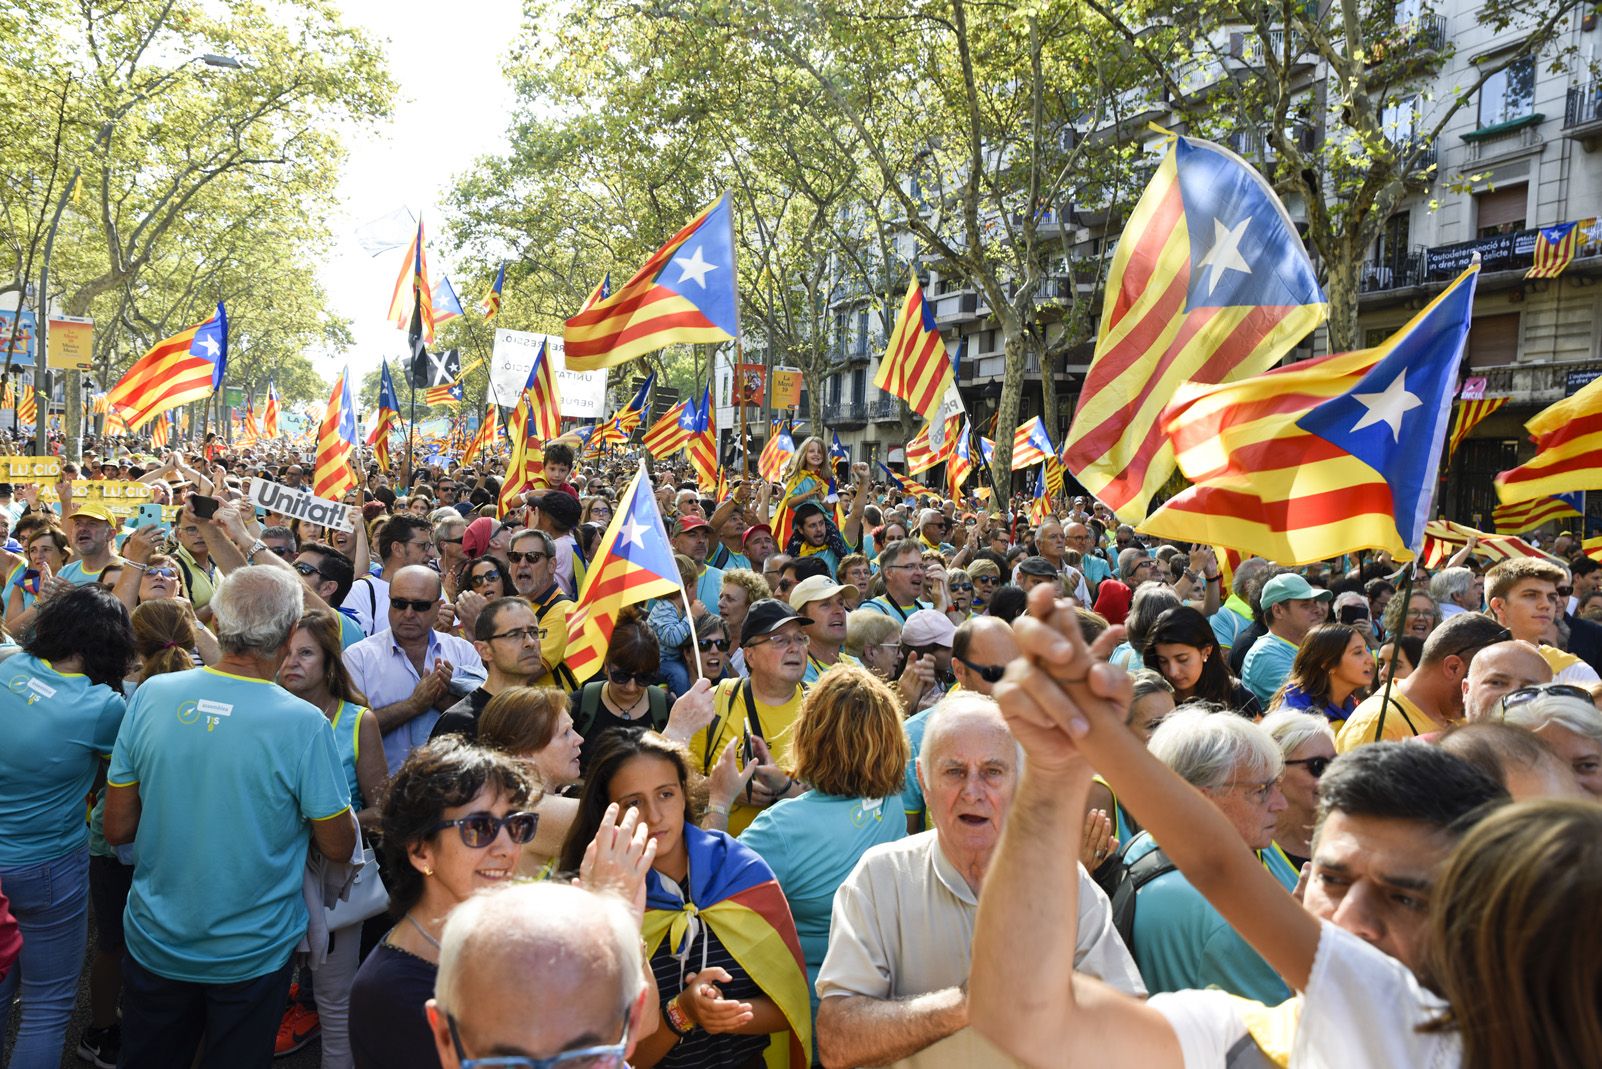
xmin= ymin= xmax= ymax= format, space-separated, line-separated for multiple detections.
xmin=479 ymin=262 xmax=506 ymax=321
xmin=614 ymin=372 xmax=654 ymax=434
xmin=1063 ymin=136 xmax=1328 ymax=521
xmin=1493 ymin=493 xmax=1583 ymax=534
xmin=1011 ymin=415 xmax=1057 ymax=468
xmin=106 ymin=302 xmax=228 ymax=431
xmin=905 ymin=419 xmax=955 ymax=475
xmin=875 ymin=270 xmax=955 ymax=422
xmin=1527 ymin=221 xmax=1579 ymax=279
xmin=526 ymin=337 xmax=563 ymax=441
xmin=1423 ymin=519 xmax=1563 ymax=568
xmin=368 ymin=361 xmax=402 ymax=471
xmin=313 ymin=370 xmax=359 ymax=498
xmin=263 ymin=381 xmax=280 ymax=438
xmin=1140 ymin=265 xmax=1478 ymax=565
xmin=758 ymin=421 xmax=795 ymax=483
xmin=642 ymin=398 xmax=704 ymax=459
xmin=1447 ymin=395 xmax=1509 ymax=459
xmin=643 ymin=825 xmax=811 ymax=1068
xmin=564 ymin=196 xmax=738 ymax=370
xmin=1495 ymin=373 xmax=1602 ymax=505
xmin=564 ymin=462 xmax=684 ymax=682
xmin=387 ymin=220 xmax=435 ymax=344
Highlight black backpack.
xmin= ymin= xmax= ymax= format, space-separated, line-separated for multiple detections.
xmin=1106 ymin=841 xmax=1178 ymax=951
xmin=572 ymin=681 xmax=670 ymax=737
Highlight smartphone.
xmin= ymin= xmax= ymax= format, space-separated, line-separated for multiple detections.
xmin=133 ymin=503 xmax=168 ymax=533
xmin=187 ymin=494 xmax=219 ymax=519
xmin=1339 ymin=604 xmax=1370 ymax=624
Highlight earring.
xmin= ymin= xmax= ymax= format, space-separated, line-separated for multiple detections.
xmin=423 ymin=867 xmax=434 ymax=877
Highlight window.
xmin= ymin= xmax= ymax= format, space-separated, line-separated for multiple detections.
xmin=1475 ymin=183 xmax=1527 ymax=237
xmin=827 ymin=373 xmax=840 ymax=406
xmin=856 ymin=311 xmax=869 ymax=357
xmin=850 ymin=369 xmax=866 ymax=405
xmin=1478 ymin=57 xmax=1535 ymax=128
xmin=1465 ymin=312 xmax=1521 ymax=368
xmin=1372 ymin=211 xmax=1411 ymax=270
xmin=1381 ymin=96 xmax=1420 ymax=144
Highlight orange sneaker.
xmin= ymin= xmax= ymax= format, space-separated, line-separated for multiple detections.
xmin=274 ymin=1002 xmax=320 ymax=1056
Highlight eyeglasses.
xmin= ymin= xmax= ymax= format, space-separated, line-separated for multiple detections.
xmin=748 ymin=631 xmax=809 ymax=650
xmin=438 ymin=537 xmax=464 ymax=546
xmin=269 ymin=545 xmax=294 ymax=558
xmin=949 ymin=582 xmax=973 ymax=592
xmin=698 ymin=637 xmax=731 ymax=651
xmin=1501 ymin=683 xmax=1596 ymax=713
xmin=405 ymin=539 xmax=436 ymax=552
xmin=490 ymin=626 xmax=547 ymax=644
xmin=884 ymin=563 xmax=922 ymax=572
xmin=292 ymin=561 xmax=325 ymax=579
xmin=390 ymin=597 xmax=438 ymax=613
xmin=606 ymin=668 xmax=657 ymax=687
xmin=144 ymin=567 xmax=178 ymax=580
xmin=448 ymin=1012 xmax=628 ymax=1069
xmin=1222 ymin=778 xmax=1280 ymax=804
xmin=954 ymin=654 xmax=1005 ymax=684
xmin=506 ymin=550 xmax=549 ymax=564
xmin=1284 ymin=756 xmax=1332 ymax=778
xmin=469 ymin=571 xmax=502 ymax=587
xmin=427 ymin=810 xmax=540 ymax=848
xmin=905 ymin=643 xmax=948 ymax=657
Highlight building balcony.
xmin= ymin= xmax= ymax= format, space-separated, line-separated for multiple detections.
xmin=1564 ymin=81 xmax=1602 ymax=149
xmin=1366 ymin=14 xmax=1446 ymax=67
xmin=868 ymin=398 xmax=901 ymax=422
xmin=1359 ymin=223 xmax=1602 ymax=305
xmin=1463 ymin=120 xmax=1544 ymax=166
xmin=1476 ymin=360 xmax=1602 ymax=406
xmin=1229 ymin=28 xmax=1315 ymax=71
xmin=843 ymin=342 xmax=872 ymax=366
xmin=833 ymin=401 xmax=868 ymax=428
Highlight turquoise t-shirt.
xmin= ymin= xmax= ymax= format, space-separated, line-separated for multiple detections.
xmin=337 ymin=612 xmax=366 ymax=651
xmin=0 ymin=653 xmax=126 ymax=866
xmin=108 ymin=666 xmax=352 ymax=984
xmin=858 ymin=596 xmax=931 ymax=622
xmin=740 ymin=791 xmax=906 ymax=1018
xmin=901 ymin=708 xmax=932 ymax=829
xmin=800 ymin=650 xmax=862 ymax=687
xmin=1123 ymin=831 xmax=1299 ymax=1003
xmin=329 ymin=700 xmax=367 ymax=810
xmin=1241 ymin=632 xmax=1299 ymax=706
xmin=58 ymin=558 xmax=119 ymax=586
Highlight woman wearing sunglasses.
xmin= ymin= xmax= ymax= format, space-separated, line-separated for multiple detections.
xmin=1261 ymin=710 xmax=1337 ymax=871
xmin=571 ymin=615 xmax=670 ymax=774
xmin=454 ymin=556 xmax=511 ymax=602
xmin=351 ymin=738 xmax=539 ymax=1069
xmin=683 ymin=612 xmax=734 ymax=687
xmin=1270 ymin=623 xmax=1374 ymax=728
xmin=945 ymin=567 xmax=975 ymax=624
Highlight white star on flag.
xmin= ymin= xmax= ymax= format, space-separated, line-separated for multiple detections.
xmin=1197 ymin=216 xmax=1253 ymax=296
xmin=673 ymin=246 xmax=718 ymax=288
xmin=198 ymin=334 xmax=221 ymax=357
xmin=619 ymin=516 xmax=649 ymax=549
xmin=1349 ymin=371 xmax=1422 ymax=441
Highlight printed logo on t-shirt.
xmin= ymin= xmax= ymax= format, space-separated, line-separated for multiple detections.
xmin=852 ymin=797 xmax=884 ymax=827
xmin=198 ymin=699 xmax=233 ymax=732
xmin=10 ymin=675 xmax=57 ymax=705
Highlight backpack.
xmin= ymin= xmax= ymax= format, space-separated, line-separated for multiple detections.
xmin=573 ymin=681 xmax=670 ymax=738
xmin=1106 ymin=840 xmax=1178 ymax=951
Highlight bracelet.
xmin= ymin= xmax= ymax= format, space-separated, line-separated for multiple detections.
xmin=707 ymin=802 xmax=730 ymax=816
xmin=1205 ymin=574 xmax=1220 ymax=583
xmin=124 ymin=560 xmax=147 ymax=573
xmin=663 ymin=996 xmax=694 ymax=1037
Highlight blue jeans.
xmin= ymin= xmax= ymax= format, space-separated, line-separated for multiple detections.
xmin=0 ymin=846 xmax=91 ymax=1069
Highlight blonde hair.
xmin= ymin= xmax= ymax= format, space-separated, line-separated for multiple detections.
xmin=720 ymin=567 xmax=770 ymax=606
xmin=784 ymin=435 xmax=828 ymax=482
xmin=845 ymin=608 xmax=901 ymax=658
xmin=791 ymin=666 xmax=908 ymax=799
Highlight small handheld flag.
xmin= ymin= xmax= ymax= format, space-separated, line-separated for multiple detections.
xmin=480 ymin=262 xmax=507 ymax=321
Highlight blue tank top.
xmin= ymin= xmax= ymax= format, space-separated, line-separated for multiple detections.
xmin=329 ymin=700 xmax=366 ymax=810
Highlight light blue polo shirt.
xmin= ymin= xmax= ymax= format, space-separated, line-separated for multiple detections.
xmin=1241 ymin=632 xmax=1299 ymax=705
xmin=58 ymin=558 xmax=120 ymax=586
xmin=107 ymin=667 xmax=351 ymax=984
xmin=901 ymin=708 xmax=933 ymax=829
xmin=800 ymin=650 xmax=862 ymax=687
xmin=695 ymin=563 xmax=725 ymax=610
xmin=0 ymin=653 xmax=126 ymax=866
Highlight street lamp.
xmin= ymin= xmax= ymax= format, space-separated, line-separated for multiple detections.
xmin=38 ymin=52 xmax=244 ymax=459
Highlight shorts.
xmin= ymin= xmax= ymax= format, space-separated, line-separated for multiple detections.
xmin=89 ymin=853 xmax=135 ymax=954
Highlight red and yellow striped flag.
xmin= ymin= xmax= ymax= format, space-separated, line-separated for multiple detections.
xmin=1422 ymin=520 xmax=1562 ymax=568
xmin=2 ymin=380 xmax=14 ymax=410
xmin=1446 ymin=396 xmax=1508 ymax=459
xmin=1495 ymin=374 xmax=1602 ymax=505
xmin=1062 ymin=137 xmax=1327 ymax=522
xmin=263 ymin=382 xmax=280 ymax=438
xmin=387 ymin=220 xmax=435 ymax=344
xmin=641 ymin=400 xmax=693 ymax=459
xmin=461 ymin=403 xmax=499 ymax=465
xmin=18 ymin=388 xmax=37 ymax=426
xmin=526 ymin=340 xmax=562 ymax=441
xmin=313 ymin=371 xmax=359 ymax=499
xmin=874 ymin=270 xmax=955 ymax=422
xmin=106 ymin=303 xmax=227 ymax=431
xmin=904 ymin=419 xmax=954 ymax=475
xmin=1492 ymin=494 xmax=1583 ymax=534
xmin=1526 ymin=221 xmax=1579 ymax=279
xmin=150 ymin=412 xmax=171 ymax=449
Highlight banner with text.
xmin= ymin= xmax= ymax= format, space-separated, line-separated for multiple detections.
xmin=489 ymin=329 xmax=607 ymax=421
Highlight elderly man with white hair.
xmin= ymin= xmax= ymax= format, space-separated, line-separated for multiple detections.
xmin=815 ymin=693 xmax=1141 ymax=1069
xmin=1119 ymin=707 xmax=1298 ymax=1003
xmin=1500 ymin=684 xmax=1602 ymax=797
xmin=104 ymin=567 xmax=357 ymax=1067
xmin=427 ymin=882 xmax=649 ymax=1069
xmin=1429 ymin=565 xmax=1482 ymax=619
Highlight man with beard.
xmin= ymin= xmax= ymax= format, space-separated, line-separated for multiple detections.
xmin=430 ymin=598 xmax=548 ymax=740
xmin=506 ymin=528 xmax=574 ymax=690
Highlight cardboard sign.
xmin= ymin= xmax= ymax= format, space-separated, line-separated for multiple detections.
xmin=4 ymin=456 xmax=61 ymax=481
xmin=770 ymin=367 xmax=803 ymax=409
xmin=247 ymin=479 xmax=355 ymax=532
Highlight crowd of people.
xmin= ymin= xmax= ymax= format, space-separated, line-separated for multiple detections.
xmin=2 ymin=428 xmax=1601 ymax=1068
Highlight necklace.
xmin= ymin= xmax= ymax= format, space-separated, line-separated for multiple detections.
xmin=604 ymin=683 xmax=647 ymax=718
xmin=404 ymin=912 xmax=441 ymax=949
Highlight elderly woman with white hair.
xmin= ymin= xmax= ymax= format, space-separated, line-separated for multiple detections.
xmin=1499 ymin=684 xmax=1602 ymax=796
xmin=1260 ymin=709 xmax=1337 ymax=870
xmin=1118 ymin=707 xmax=1297 ymax=1002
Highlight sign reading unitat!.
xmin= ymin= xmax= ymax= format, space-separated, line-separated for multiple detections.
xmin=247 ymin=479 xmax=355 ymax=532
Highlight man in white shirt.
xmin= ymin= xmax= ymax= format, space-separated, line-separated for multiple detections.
xmin=340 ymin=514 xmax=436 ymax=636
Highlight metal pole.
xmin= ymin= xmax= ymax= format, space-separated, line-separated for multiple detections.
xmin=36 ymin=165 xmax=79 ymax=457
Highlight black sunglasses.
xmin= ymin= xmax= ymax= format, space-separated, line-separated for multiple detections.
xmin=698 ymin=637 xmax=732 ymax=651
xmin=390 ymin=597 xmax=437 ymax=613
xmin=1284 ymin=755 xmax=1332 ymax=778
xmin=427 ymin=810 xmax=539 ymax=848
xmin=469 ymin=570 xmax=501 ymax=586
xmin=954 ymin=654 xmax=1005 ymax=684
xmin=292 ymin=561 xmax=325 ymax=579
xmin=607 ymin=668 xmax=656 ymax=687
xmin=506 ymin=550 xmax=549 ymax=564
xmin=1501 ymin=683 xmax=1595 ymax=713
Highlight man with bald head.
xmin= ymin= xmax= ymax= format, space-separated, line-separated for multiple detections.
xmin=343 ymin=564 xmax=486 ymax=771
xmin=815 ymin=694 xmax=1141 ymax=1069
xmin=1463 ymin=639 xmax=1554 ymax=722
xmin=428 ymin=882 xmax=648 ymax=1068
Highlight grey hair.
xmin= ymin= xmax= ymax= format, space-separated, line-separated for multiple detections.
xmin=918 ymin=691 xmax=1022 ymax=779
xmin=1260 ymin=709 xmax=1336 ymax=758
xmin=1332 ymin=590 xmax=1368 ymax=614
xmin=1147 ymin=707 xmax=1284 ymax=790
xmin=211 ymin=566 xmax=304 ymax=656
xmin=510 ymin=527 xmax=555 ymax=557
xmin=432 ymin=511 xmax=467 ymax=534
xmin=1501 ymin=693 xmax=1602 ymax=744
xmin=1428 ymin=567 xmax=1474 ymax=604
xmin=1126 ymin=584 xmax=1183 ymax=652
xmin=435 ymin=882 xmax=644 ymax=1018
xmin=1117 ymin=546 xmax=1149 ymax=580
xmin=1129 ymin=667 xmax=1174 ymax=702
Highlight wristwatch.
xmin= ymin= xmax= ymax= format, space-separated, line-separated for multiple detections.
xmin=245 ymin=539 xmax=268 ymax=563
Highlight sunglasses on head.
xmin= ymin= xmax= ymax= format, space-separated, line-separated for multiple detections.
xmin=607 ymin=668 xmax=656 ymax=687
xmin=390 ymin=596 xmax=437 ymax=613
xmin=427 ymin=810 xmax=539 ymax=848
xmin=506 ymin=550 xmax=549 ymax=564
xmin=1284 ymin=755 xmax=1332 ymax=778
xmin=955 ymin=654 xmax=1005 ymax=684
xmin=1501 ymin=683 xmax=1595 ymax=713
xmin=698 ymin=637 xmax=731 ymax=651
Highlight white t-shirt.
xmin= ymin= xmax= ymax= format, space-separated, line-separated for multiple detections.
xmin=340 ymin=575 xmax=390 ymax=638
xmin=1148 ymin=922 xmax=1457 ymax=1069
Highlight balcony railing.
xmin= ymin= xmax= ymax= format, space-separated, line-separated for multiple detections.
xmin=1362 ymin=222 xmax=1602 ymax=293
xmin=1367 ymin=14 xmax=1446 ymax=64
xmin=834 ymin=401 xmax=868 ymax=423
xmin=1566 ymin=81 xmax=1602 ymax=129
xmin=867 ymin=398 xmax=900 ymax=421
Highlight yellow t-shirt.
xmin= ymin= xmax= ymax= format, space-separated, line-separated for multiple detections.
xmin=1335 ymin=690 xmax=1433 ymax=752
xmin=527 ymin=587 xmax=575 ymax=691
xmin=689 ymin=677 xmax=804 ymax=835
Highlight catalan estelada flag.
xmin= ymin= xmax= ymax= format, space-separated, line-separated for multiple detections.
xmin=613 ymin=372 xmax=653 ymax=434
xmin=875 ymin=270 xmax=955 ymax=422
xmin=946 ymin=421 xmax=974 ymax=499
xmin=1029 ymin=464 xmax=1052 ymax=524
xmin=830 ymin=431 xmax=850 ymax=463
xmin=106 ymin=302 xmax=228 ymax=431
xmin=425 ymin=381 xmax=464 ymax=407
xmin=499 ymin=392 xmax=541 ymax=517
xmin=387 ymin=220 xmax=435 ymax=344
xmin=580 ymin=272 xmax=611 ymax=312
xmin=563 ymin=196 xmax=737 ymax=371
xmin=1495 ymin=372 xmax=1602 ymax=504
xmin=1140 ymin=265 xmax=1478 ymax=565
xmin=1527 ymin=221 xmax=1580 ymax=279
xmin=1492 ymin=492 xmax=1583 ymax=534
xmin=878 ymin=461 xmax=931 ymax=498
xmin=758 ymin=422 xmax=795 ymax=483
xmin=430 ymin=275 xmax=464 ymax=331
xmin=479 ymin=262 xmax=506 ymax=321
xmin=905 ymin=419 xmax=955 ymax=475
xmin=368 ymin=361 xmax=402 ymax=471
xmin=563 ymin=462 xmax=683 ymax=683
xmin=263 ymin=381 xmax=279 ymax=438
xmin=1423 ymin=519 xmax=1563 ymax=568
xmin=1583 ymin=535 xmax=1602 ymax=563
xmin=642 ymin=825 xmax=810 ymax=1068
xmin=150 ymin=411 xmax=171 ymax=449
xmin=684 ymin=386 xmax=717 ymax=489
xmin=1011 ymin=416 xmax=1056 ymax=468
xmin=642 ymin=399 xmax=695 ymax=459
xmin=1063 ymin=136 xmax=1327 ymax=521
xmin=461 ymin=402 xmax=499 ymax=465
xmin=1447 ymin=395 xmax=1509 ymax=459
xmin=525 ymin=337 xmax=563 ymax=441
xmin=313 ymin=370 xmax=359 ymax=498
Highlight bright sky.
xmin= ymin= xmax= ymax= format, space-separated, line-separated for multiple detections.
xmin=318 ymin=0 xmax=525 ymax=388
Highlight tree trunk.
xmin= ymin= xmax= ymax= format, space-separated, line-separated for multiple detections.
xmin=991 ymin=324 xmax=1030 ymax=516
xmin=1322 ymin=235 xmax=1363 ymax=354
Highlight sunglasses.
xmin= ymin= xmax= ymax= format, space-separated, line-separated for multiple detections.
xmin=448 ymin=1012 xmax=628 ymax=1069
xmin=1284 ymin=755 xmax=1332 ymax=778
xmin=1501 ymin=683 xmax=1595 ymax=713
xmin=390 ymin=597 xmax=438 ymax=613
xmin=949 ymin=582 xmax=974 ymax=592
xmin=698 ymin=637 xmax=732 ymax=651
xmin=292 ymin=561 xmax=325 ymax=579
xmin=427 ymin=810 xmax=539 ymax=848
xmin=954 ymin=654 xmax=1005 ymax=684
xmin=506 ymin=550 xmax=549 ymax=564
xmin=469 ymin=571 xmax=501 ymax=587
xmin=606 ymin=668 xmax=657 ymax=687
xmin=144 ymin=567 xmax=178 ymax=580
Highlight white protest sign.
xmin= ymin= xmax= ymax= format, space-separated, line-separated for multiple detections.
xmin=247 ymin=479 xmax=355 ymax=532
xmin=490 ymin=329 xmax=608 ymax=420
